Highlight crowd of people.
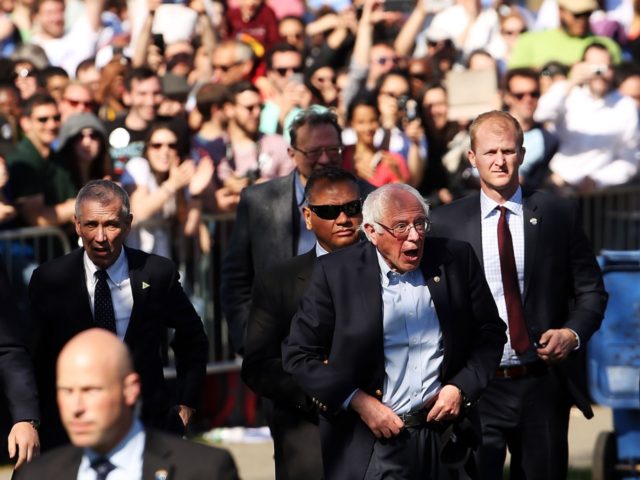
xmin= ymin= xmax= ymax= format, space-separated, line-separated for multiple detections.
xmin=0 ymin=0 xmax=634 ymax=476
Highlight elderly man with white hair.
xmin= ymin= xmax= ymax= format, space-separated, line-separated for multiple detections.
xmin=283 ymin=183 xmax=506 ymax=480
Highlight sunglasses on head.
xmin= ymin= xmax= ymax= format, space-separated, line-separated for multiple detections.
xmin=308 ymin=199 xmax=362 ymax=220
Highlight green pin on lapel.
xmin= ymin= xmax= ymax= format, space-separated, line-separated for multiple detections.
xmin=142 ymin=282 xmax=150 ymax=290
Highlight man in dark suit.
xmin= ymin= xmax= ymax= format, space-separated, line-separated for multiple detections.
xmin=429 ymin=110 xmax=608 ymax=479
xmin=28 ymin=180 xmax=208 ymax=450
xmin=0 ymin=260 xmax=40 ymax=469
xmin=221 ymin=109 xmax=371 ymax=355
xmin=283 ymin=183 xmax=506 ymax=479
xmin=14 ymin=328 xmax=238 ymax=480
xmin=242 ymin=167 xmax=363 ymax=479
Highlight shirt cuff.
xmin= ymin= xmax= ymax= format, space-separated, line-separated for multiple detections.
xmin=567 ymin=328 xmax=580 ymax=350
xmin=342 ymin=389 xmax=359 ymax=410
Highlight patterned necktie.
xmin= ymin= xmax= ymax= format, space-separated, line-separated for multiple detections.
xmin=497 ymin=206 xmax=530 ymax=355
xmin=94 ymin=270 xmax=117 ymax=334
xmin=91 ymin=457 xmax=115 ymax=480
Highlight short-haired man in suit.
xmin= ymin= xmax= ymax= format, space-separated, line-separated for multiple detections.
xmin=221 ymin=109 xmax=373 ymax=355
xmin=242 ymin=166 xmax=363 ymax=479
xmin=14 ymin=328 xmax=238 ymax=479
xmin=429 ymin=110 xmax=608 ymax=479
xmin=28 ymin=180 xmax=208 ymax=450
xmin=283 ymin=183 xmax=506 ymax=479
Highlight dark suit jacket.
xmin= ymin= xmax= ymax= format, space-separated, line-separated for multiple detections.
xmin=242 ymin=248 xmax=317 ymax=410
xmin=28 ymin=247 xmax=208 ymax=449
xmin=221 ymin=171 xmax=374 ymax=354
xmin=0 ymin=259 xmax=38 ymax=424
xmin=282 ymin=240 xmax=506 ymax=480
xmin=12 ymin=429 xmax=239 ymax=480
xmin=429 ymin=190 xmax=608 ymax=418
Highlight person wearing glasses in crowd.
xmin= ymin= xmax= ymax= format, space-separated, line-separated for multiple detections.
xmin=58 ymin=81 xmax=95 ymax=123
xmin=282 ymin=182 xmax=506 ymax=480
xmin=221 ymin=109 xmax=373 ymax=355
xmin=211 ymin=40 xmax=257 ymax=86
xmin=502 ymin=68 xmax=558 ymax=190
xmin=7 ymin=92 xmax=76 ymax=227
xmin=243 ymin=166 xmax=363 ymax=480
xmin=259 ymin=43 xmax=308 ymax=137
xmin=11 ymin=59 xmax=39 ymax=101
xmin=120 ymin=124 xmax=213 ymax=259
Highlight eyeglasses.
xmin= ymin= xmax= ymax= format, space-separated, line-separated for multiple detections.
xmin=64 ymin=98 xmax=94 ymax=109
xmin=149 ymin=142 xmax=178 ymax=150
xmin=374 ymin=56 xmax=399 ymax=66
xmin=376 ymin=217 xmax=430 ymax=238
xmin=380 ymin=90 xmax=408 ymax=100
xmin=213 ymin=61 xmax=242 ymax=72
xmin=274 ymin=66 xmax=303 ymax=76
xmin=501 ymin=28 xmax=526 ymax=36
xmin=510 ymin=90 xmax=540 ymax=100
xmin=34 ymin=114 xmax=61 ymax=123
xmin=308 ymin=199 xmax=362 ymax=220
xmin=291 ymin=145 xmax=343 ymax=161
xmin=14 ymin=68 xmax=35 ymax=79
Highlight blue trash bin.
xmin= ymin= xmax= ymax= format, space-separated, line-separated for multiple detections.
xmin=588 ymin=250 xmax=640 ymax=480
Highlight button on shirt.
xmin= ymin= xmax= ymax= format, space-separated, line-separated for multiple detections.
xmin=77 ymin=419 xmax=145 ymax=480
xmin=84 ymin=249 xmax=134 ymax=340
xmin=376 ymin=250 xmax=443 ymax=414
xmin=480 ymin=188 xmax=533 ymax=366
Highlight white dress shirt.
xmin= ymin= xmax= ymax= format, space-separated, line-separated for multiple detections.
xmin=77 ymin=419 xmax=145 ymax=480
xmin=480 ymin=188 xmax=528 ymax=366
xmin=83 ymin=249 xmax=134 ymax=340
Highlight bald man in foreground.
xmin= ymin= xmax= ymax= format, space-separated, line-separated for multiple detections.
xmin=13 ymin=329 xmax=239 ymax=480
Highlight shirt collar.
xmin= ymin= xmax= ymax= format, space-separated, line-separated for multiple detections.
xmin=315 ymin=242 xmax=329 ymax=257
xmin=84 ymin=248 xmax=129 ymax=285
xmin=375 ymin=248 xmax=422 ymax=286
xmin=84 ymin=418 xmax=145 ymax=470
xmin=294 ymin=169 xmax=306 ymax=207
xmin=480 ymin=186 xmax=523 ymax=219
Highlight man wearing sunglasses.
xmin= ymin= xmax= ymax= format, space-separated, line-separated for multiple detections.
xmin=221 ymin=109 xmax=374 ymax=356
xmin=243 ymin=166 xmax=362 ymax=480
xmin=8 ymin=92 xmax=76 ymax=227
xmin=503 ymin=68 xmax=558 ymax=190
xmin=283 ymin=183 xmax=506 ymax=480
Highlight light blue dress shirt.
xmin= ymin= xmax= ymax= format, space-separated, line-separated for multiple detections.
xmin=376 ymin=250 xmax=443 ymax=414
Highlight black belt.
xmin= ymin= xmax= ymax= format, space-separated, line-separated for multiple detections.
xmin=495 ymin=360 xmax=548 ymax=379
xmin=398 ymin=405 xmax=433 ymax=428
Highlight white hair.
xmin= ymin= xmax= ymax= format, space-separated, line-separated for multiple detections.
xmin=360 ymin=183 xmax=430 ymax=242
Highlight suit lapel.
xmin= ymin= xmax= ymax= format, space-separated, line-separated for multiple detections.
xmin=271 ymin=172 xmax=298 ymax=258
xmin=522 ymin=191 xmax=540 ymax=303
xmin=456 ymin=195 xmax=483 ymax=268
xmin=358 ymin=244 xmax=384 ymax=352
xmin=294 ymin=250 xmax=316 ymax=300
xmin=124 ymin=248 xmax=151 ymax=345
xmin=142 ymin=431 xmax=175 ymax=480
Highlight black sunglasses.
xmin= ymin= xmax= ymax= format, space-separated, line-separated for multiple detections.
xmin=308 ymin=199 xmax=362 ymax=220
xmin=274 ymin=66 xmax=303 ymax=76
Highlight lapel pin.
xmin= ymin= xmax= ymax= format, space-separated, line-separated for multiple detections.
xmin=142 ymin=282 xmax=150 ymax=290
xmin=529 ymin=218 xmax=538 ymax=225
xmin=433 ymin=276 xmax=441 ymax=283
xmin=154 ymin=469 xmax=168 ymax=480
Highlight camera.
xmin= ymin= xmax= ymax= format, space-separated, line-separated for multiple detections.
xmin=590 ymin=64 xmax=608 ymax=76
xmin=398 ymin=95 xmax=419 ymax=122
xmin=245 ymin=168 xmax=261 ymax=185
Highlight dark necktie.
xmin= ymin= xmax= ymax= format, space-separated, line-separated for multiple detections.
xmin=497 ymin=206 xmax=530 ymax=355
xmin=91 ymin=457 xmax=115 ymax=480
xmin=94 ymin=270 xmax=117 ymax=334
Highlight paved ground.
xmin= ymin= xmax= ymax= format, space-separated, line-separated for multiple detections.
xmin=0 ymin=406 xmax=614 ymax=479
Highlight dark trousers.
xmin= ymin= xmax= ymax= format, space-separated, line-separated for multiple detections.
xmin=268 ymin=407 xmax=323 ymax=480
xmin=476 ymin=368 xmax=571 ymax=480
xmin=363 ymin=425 xmax=473 ymax=480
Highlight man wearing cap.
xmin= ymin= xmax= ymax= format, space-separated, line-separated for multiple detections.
xmin=509 ymin=0 xmax=621 ymax=69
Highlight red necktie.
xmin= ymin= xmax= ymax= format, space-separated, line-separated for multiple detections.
xmin=497 ymin=206 xmax=530 ymax=355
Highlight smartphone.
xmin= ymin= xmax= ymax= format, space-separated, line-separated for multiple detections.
xmin=152 ymin=33 xmax=165 ymax=55
xmin=384 ymin=0 xmax=415 ymax=13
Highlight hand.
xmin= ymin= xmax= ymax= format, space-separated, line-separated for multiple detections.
xmin=188 ymin=155 xmax=214 ymax=196
xmin=0 ymin=202 xmax=16 ymax=222
xmin=8 ymin=422 xmax=40 ymax=470
xmin=223 ymin=175 xmax=250 ymax=194
xmin=536 ymin=328 xmax=578 ymax=362
xmin=350 ymin=390 xmax=404 ymax=438
xmin=568 ymin=62 xmax=595 ymax=87
xmin=403 ymin=118 xmax=424 ymax=144
xmin=426 ymin=385 xmax=462 ymax=423
xmin=214 ymin=187 xmax=240 ymax=212
xmin=177 ymin=405 xmax=195 ymax=426
xmin=168 ymin=158 xmax=196 ymax=192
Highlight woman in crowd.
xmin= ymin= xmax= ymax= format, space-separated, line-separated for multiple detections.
xmin=120 ymin=123 xmax=213 ymax=259
xmin=57 ymin=112 xmax=112 ymax=190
